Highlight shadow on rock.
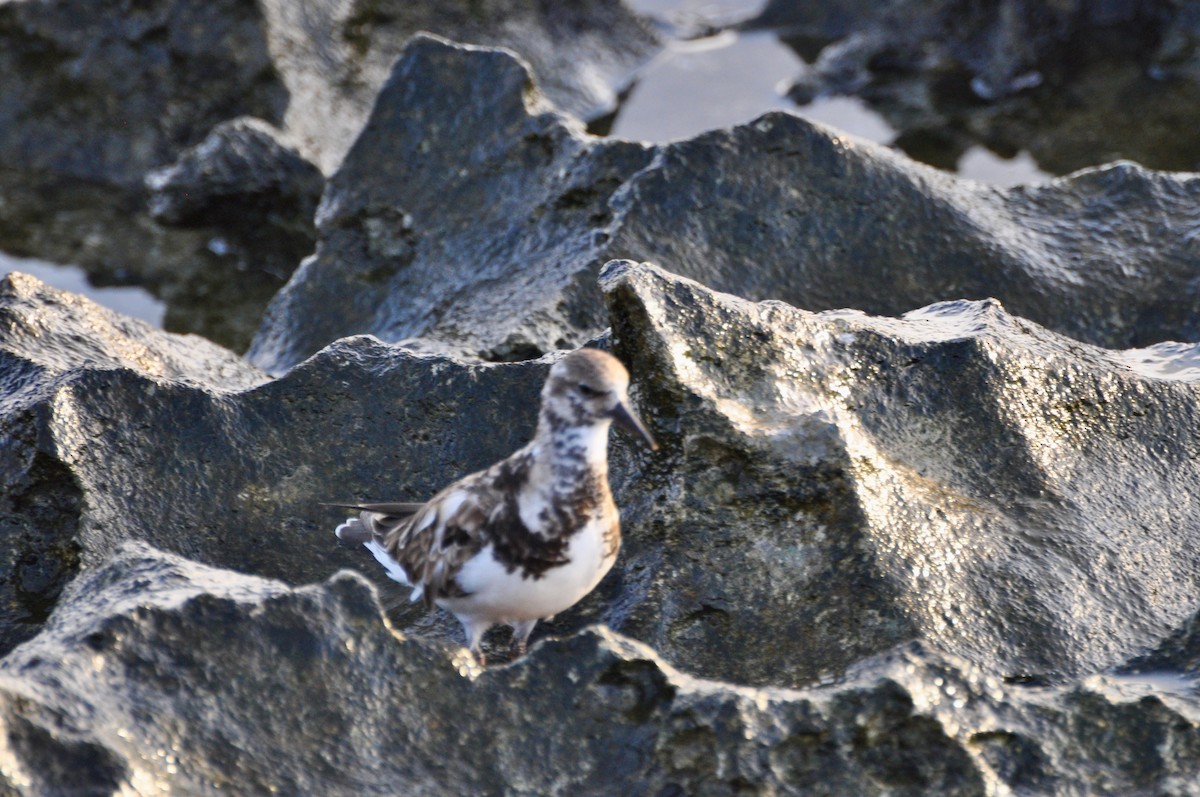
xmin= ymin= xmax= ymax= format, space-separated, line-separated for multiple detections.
xmin=752 ymin=0 xmax=1200 ymax=176
xmin=4 ymin=541 xmax=1200 ymax=795
xmin=0 ymin=0 xmax=662 ymax=353
xmin=249 ymin=34 xmax=1200 ymax=373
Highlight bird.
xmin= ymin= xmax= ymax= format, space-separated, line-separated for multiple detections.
xmin=330 ymin=348 xmax=657 ymax=664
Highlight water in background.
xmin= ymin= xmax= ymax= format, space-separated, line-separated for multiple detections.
xmin=0 ymin=252 xmax=165 ymax=327
xmin=617 ymin=1 xmax=1050 ymax=185
xmin=1 ymin=0 xmax=1186 ymax=330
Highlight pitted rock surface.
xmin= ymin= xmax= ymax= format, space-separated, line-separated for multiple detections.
xmin=4 ymin=542 xmax=1200 ymax=796
xmin=595 ymin=261 xmax=1200 ymax=688
xmin=249 ymin=36 xmax=1200 ymax=373
xmin=0 ymin=0 xmax=660 ymax=350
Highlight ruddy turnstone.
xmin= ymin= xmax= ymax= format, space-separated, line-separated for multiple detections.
xmin=332 ymin=348 xmax=657 ymax=663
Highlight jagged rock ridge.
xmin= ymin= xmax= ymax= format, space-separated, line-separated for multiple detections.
xmin=250 ymin=36 xmax=1200 ymax=372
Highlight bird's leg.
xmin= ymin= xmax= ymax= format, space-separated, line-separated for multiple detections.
xmin=461 ymin=616 xmax=490 ymax=667
xmin=510 ymin=619 xmax=538 ymax=659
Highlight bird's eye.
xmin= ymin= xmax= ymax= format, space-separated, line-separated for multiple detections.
xmin=577 ymin=383 xmax=602 ymax=398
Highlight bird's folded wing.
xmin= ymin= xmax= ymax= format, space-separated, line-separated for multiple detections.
xmin=389 ymin=479 xmax=498 ymax=609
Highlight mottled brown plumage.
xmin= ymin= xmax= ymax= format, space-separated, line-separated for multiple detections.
xmin=333 ymin=348 xmax=656 ymax=662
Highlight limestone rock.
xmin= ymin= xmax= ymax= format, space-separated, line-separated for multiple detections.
xmin=595 ymin=260 xmax=1200 ymax=688
xmin=249 ymin=35 xmax=1200 ymax=373
xmin=4 ymin=541 xmax=1200 ymax=796
xmin=258 ymin=0 xmax=663 ymax=172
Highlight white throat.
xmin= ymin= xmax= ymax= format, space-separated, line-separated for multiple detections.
xmin=527 ymin=417 xmax=614 ymax=498
xmin=519 ymin=419 xmax=614 ymax=533
xmin=555 ymin=421 xmax=612 ymax=468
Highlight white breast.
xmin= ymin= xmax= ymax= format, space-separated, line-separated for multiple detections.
xmin=444 ymin=518 xmax=617 ymax=624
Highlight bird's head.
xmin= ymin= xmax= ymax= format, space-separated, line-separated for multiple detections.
xmin=541 ymin=349 xmax=657 ymax=450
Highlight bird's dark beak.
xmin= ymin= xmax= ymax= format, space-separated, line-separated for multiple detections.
xmin=611 ymin=400 xmax=658 ymax=450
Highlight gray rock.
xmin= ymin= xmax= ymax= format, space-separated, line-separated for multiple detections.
xmin=595 ymin=261 xmax=1200 ymax=687
xmin=753 ymin=0 xmax=1200 ymax=176
xmin=0 ymin=0 xmax=286 ymax=190
xmin=0 ymin=0 xmax=292 ymax=350
xmin=752 ymin=0 xmax=1175 ymax=100
xmin=0 ymin=0 xmax=656 ymax=186
xmin=4 ymin=541 xmax=1200 ymax=796
xmin=0 ymin=272 xmax=267 ymax=650
xmin=5 ymin=257 xmax=1200 ymax=789
xmin=13 ymin=248 xmax=1200 ymax=691
xmin=0 ymin=272 xmax=265 ymax=392
xmin=139 ymin=117 xmax=325 ymax=350
xmin=0 ymin=0 xmax=660 ymax=353
xmin=145 ymin=117 xmax=323 ymax=237
xmin=249 ymin=35 xmax=1200 ymax=373
xmin=0 ymin=165 xmax=296 ymax=354
xmin=247 ymin=34 xmax=658 ymax=372
xmin=0 ymin=270 xmax=552 ymax=654
xmin=258 ymin=0 xmax=663 ymax=173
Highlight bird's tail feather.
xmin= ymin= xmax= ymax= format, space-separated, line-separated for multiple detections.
xmin=334 ymin=516 xmax=371 ymax=545
xmin=364 ymin=539 xmax=422 ymax=602
xmin=333 ymin=511 xmax=424 ymax=602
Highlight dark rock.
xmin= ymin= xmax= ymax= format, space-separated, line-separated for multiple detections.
xmin=594 ymin=260 xmax=1200 ymax=688
xmin=752 ymin=0 xmax=1200 ymax=176
xmin=746 ymin=0 xmax=904 ymax=42
xmin=0 ymin=167 xmax=295 ymax=354
xmin=0 ymin=0 xmax=659 ymax=187
xmin=0 ymin=1 xmax=659 ymax=353
xmin=0 ymin=270 xmax=552 ymax=654
xmin=145 ymin=117 xmax=323 ymax=237
xmin=248 ymin=34 xmax=659 ymax=371
xmin=13 ymin=248 xmax=1200 ymax=690
xmin=258 ymin=0 xmax=663 ymax=172
xmin=0 ymin=0 xmax=291 ymax=350
xmin=4 ymin=542 xmax=1200 ymax=795
xmin=0 ymin=0 xmax=286 ymax=190
xmin=249 ymin=36 xmax=1200 ymax=372
xmin=752 ymin=0 xmax=1175 ymax=100
xmin=0 ymin=272 xmax=266 ymax=650
xmin=139 ymin=117 xmax=325 ymax=350
xmin=1121 ymin=601 xmax=1200 ymax=675
xmin=0 ymin=543 xmax=966 ymax=796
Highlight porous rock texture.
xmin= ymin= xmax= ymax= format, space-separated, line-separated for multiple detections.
xmin=0 ymin=0 xmax=659 ymax=349
xmin=4 ymin=257 xmax=1200 ymax=792
xmin=3 ymin=542 xmax=1200 ymax=796
xmin=597 ymin=261 xmax=1200 ymax=688
xmin=751 ymin=0 xmax=1200 ymax=175
xmin=249 ymin=34 xmax=1200 ymax=373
